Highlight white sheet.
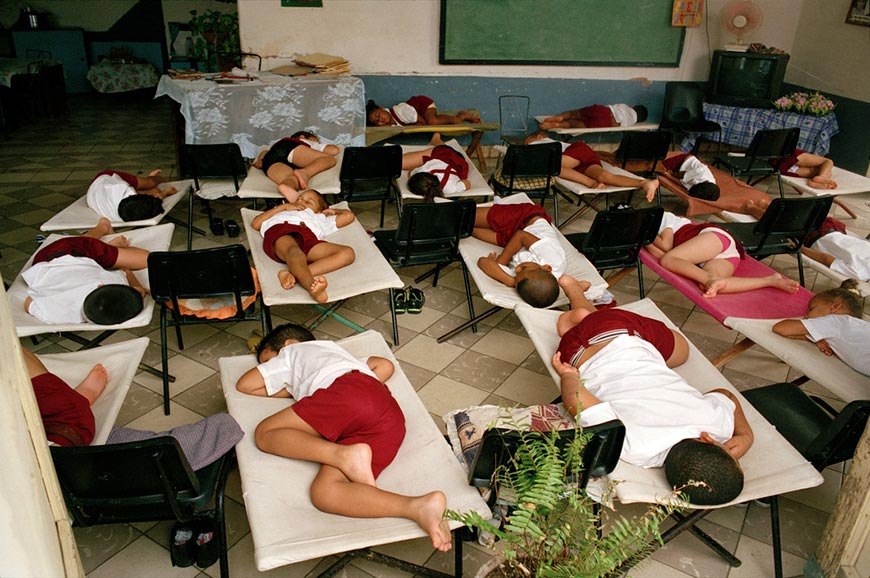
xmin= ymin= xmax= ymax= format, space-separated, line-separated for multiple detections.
xmin=533 ymin=117 xmax=660 ymax=135
xmin=397 ymin=139 xmax=492 ymax=200
xmin=515 ymin=298 xmax=824 ymax=508
xmin=241 ymin=204 xmax=403 ymax=306
xmin=725 ymin=316 xmax=869 ymax=403
xmin=554 ymin=161 xmax=641 ymax=196
xmin=459 ymin=192 xmax=607 ymax=309
xmin=10 ymin=224 xmax=174 ymax=337
xmin=219 ymin=330 xmax=491 ymax=570
xmin=782 ymin=167 xmax=870 ymax=197
xmin=37 ymin=337 xmax=149 ymax=445
xmin=238 ymin=146 xmax=344 ymax=199
xmin=40 ymin=181 xmax=192 ymax=232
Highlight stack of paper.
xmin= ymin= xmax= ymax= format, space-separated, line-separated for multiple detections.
xmin=293 ymin=53 xmax=350 ymax=75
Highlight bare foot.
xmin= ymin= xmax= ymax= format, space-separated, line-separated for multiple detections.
xmin=278 ymin=270 xmax=296 ymax=290
xmin=808 ymin=177 xmax=838 ymax=190
xmin=160 ymin=186 xmax=178 ymax=197
xmin=739 ymin=200 xmax=756 ymax=214
xmin=412 ymin=491 xmax=452 ymax=552
xmin=293 ymin=170 xmax=310 ymax=191
xmin=278 ymin=183 xmax=301 ymax=203
xmin=92 ymin=217 xmax=115 ymax=238
xmin=538 ymin=120 xmax=558 ymax=130
xmin=107 ymin=235 xmax=130 ymax=248
xmin=642 ymin=179 xmax=660 ymax=202
xmin=702 ymin=278 xmax=728 ymax=298
xmin=594 ymin=181 xmax=607 ymax=190
xmin=339 ymin=443 xmax=376 ymax=486
xmin=309 ymin=276 xmax=328 ymax=303
xmin=148 ymin=169 xmax=162 ymax=178
xmin=75 ymin=364 xmax=108 ymax=405
xmin=559 ymin=275 xmax=591 ymax=294
xmin=428 ymin=132 xmax=445 ymax=146
xmin=770 ymin=274 xmax=800 ymax=294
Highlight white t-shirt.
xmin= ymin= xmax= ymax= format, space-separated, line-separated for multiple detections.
xmin=390 ymin=102 xmax=420 ymax=125
xmin=530 ymin=137 xmax=571 ymax=153
xmin=258 ymin=208 xmax=339 ymax=240
xmin=22 ymin=255 xmax=129 ymax=324
xmin=576 ymin=335 xmax=736 ymax=468
xmin=410 ymin=159 xmax=468 ymax=195
xmin=801 ymin=315 xmax=870 ymax=376
xmin=86 ymin=174 xmax=136 ymax=221
xmin=499 ymin=218 xmax=567 ymax=279
xmin=657 ymin=211 xmax=693 ymax=235
xmin=257 ymin=340 xmax=377 ymax=398
xmin=813 ymin=233 xmax=870 ymax=281
xmin=675 ymin=155 xmax=716 ymax=188
xmin=607 ymin=104 xmax=638 ymax=127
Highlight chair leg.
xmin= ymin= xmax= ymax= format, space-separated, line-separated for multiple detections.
xmin=461 ymin=262 xmax=477 ymax=334
xmin=389 ymin=288 xmax=399 ymax=346
xmin=636 ymin=261 xmax=645 ymax=299
xmin=174 ymin=322 xmax=185 ymax=351
xmin=796 ymin=251 xmax=806 ymax=287
xmin=261 ymin=300 xmax=273 ymax=334
xmin=160 ymin=308 xmax=171 ymax=415
xmin=776 ymin=174 xmax=785 ymax=199
xmin=379 ymin=198 xmax=386 ymax=228
xmin=551 ymin=187 xmax=559 ymax=229
xmin=770 ymin=496 xmax=783 ymax=578
xmin=187 ymin=188 xmax=194 ymax=251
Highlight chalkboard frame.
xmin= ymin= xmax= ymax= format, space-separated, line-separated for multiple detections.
xmin=438 ymin=0 xmax=686 ymax=68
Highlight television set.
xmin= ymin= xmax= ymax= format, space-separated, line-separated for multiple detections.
xmin=707 ymin=50 xmax=789 ymax=109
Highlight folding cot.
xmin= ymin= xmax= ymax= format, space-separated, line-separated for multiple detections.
xmin=534 ymin=116 xmax=660 ymax=136
xmin=438 ymin=192 xmax=609 ymax=342
xmin=218 ymin=330 xmax=491 ymax=575
xmin=553 ymin=161 xmax=649 ymax=229
xmin=397 ymin=138 xmax=493 ymax=204
xmin=656 ymin=161 xmax=771 ymax=218
xmin=781 ymin=166 xmax=870 ymax=219
xmin=40 ymin=180 xmax=193 ymax=232
xmin=237 ymin=146 xmax=344 ymax=199
xmin=240 ymin=204 xmax=403 ymax=333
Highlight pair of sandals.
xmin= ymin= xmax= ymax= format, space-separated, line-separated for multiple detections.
xmin=170 ymin=519 xmax=221 ymax=569
xmin=394 ymin=286 xmax=425 ymax=314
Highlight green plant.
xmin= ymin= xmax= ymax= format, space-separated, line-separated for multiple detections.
xmin=448 ymin=424 xmax=681 ymax=578
xmin=187 ymin=9 xmax=240 ymax=72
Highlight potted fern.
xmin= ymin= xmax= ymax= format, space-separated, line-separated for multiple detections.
xmin=187 ymin=9 xmax=240 ymax=72
xmin=448 ymin=425 xmax=680 ymax=578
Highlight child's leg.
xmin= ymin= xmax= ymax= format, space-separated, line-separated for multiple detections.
xmin=739 ymin=198 xmax=770 ymax=220
xmin=471 ymin=206 xmax=499 ymax=244
xmin=585 ymin=165 xmax=659 ymax=201
xmin=135 ymin=170 xmax=175 ymax=198
xmin=556 ymin=275 xmax=594 ymax=336
xmin=266 ymin=164 xmax=303 ymax=202
xmin=288 ymin=147 xmax=338 ymax=190
xmin=800 ymin=245 xmax=836 ymax=268
xmin=795 ymin=153 xmax=837 ymax=189
xmin=273 ymin=235 xmax=320 ymax=296
xmin=113 ymin=246 xmax=150 ymax=270
xmin=560 ymin=156 xmax=604 ymax=188
xmin=702 ymin=261 xmax=799 ymax=298
xmin=83 ymin=217 xmax=115 ymax=239
xmin=23 ymin=348 xmax=108 ymax=405
xmin=402 ymin=147 xmax=436 ymax=170
xmin=658 ymin=233 xmax=726 ymax=287
xmin=306 ymin=241 xmax=355 ymax=276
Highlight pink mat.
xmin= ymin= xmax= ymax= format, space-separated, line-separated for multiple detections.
xmin=640 ymin=248 xmax=813 ymax=326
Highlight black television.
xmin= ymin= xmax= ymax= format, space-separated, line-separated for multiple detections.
xmin=707 ymin=50 xmax=789 ymax=109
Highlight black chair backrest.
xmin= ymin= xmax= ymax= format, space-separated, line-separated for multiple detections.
xmin=148 ymin=245 xmax=256 ymax=313
xmin=51 ymin=437 xmax=202 ymax=525
xmin=614 ymin=131 xmax=672 ymax=171
xmin=217 ymin=51 xmax=262 ymax=71
xmin=663 ymin=82 xmax=705 ymax=124
xmin=389 ymin=199 xmax=476 ymax=260
xmin=467 ymin=420 xmax=626 ymax=489
xmin=502 ymin=142 xmax=562 ymax=179
xmin=179 ymin=143 xmax=248 ymax=191
xmin=580 ymin=207 xmax=665 ymax=265
xmin=339 ymin=145 xmax=402 ymax=195
xmin=754 ymin=195 xmax=834 ymax=248
xmin=806 ymin=400 xmax=870 ymax=471
xmin=745 ymin=128 xmax=800 ymax=161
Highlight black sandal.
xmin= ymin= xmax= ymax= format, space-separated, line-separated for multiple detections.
xmin=406 ymin=287 xmax=425 ymax=314
xmin=393 ymin=288 xmax=408 ymax=314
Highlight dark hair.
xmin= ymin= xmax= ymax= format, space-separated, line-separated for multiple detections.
xmin=688 ymin=181 xmax=720 ymax=201
xmin=117 ymin=194 xmax=163 ymax=221
xmin=301 ymin=189 xmax=328 ymax=212
xmin=633 ymin=105 xmax=648 ymax=123
xmin=813 ymin=279 xmax=863 ymax=317
xmin=83 ymin=284 xmax=144 ymax=325
xmin=291 ymin=130 xmax=315 ymax=139
xmin=256 ymin=323 xmax=316 ymax=360
xmin=407 ymin=172 xmax=444 ymax=203
xmin=664 ymin=439 xmax=744 ymax=506
xmin=516 ymin=269 xmax=560 ymax=308
xmin=366 ymin=99 xmax=382 ymax=125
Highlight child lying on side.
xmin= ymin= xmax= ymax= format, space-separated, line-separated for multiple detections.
xmin=86 ymin=169 xmax=177 ymax=222
xmin=401 ymin=133 xmax=470 ymax=202
xmin=367 ymin=95 xmax=480 ymax=127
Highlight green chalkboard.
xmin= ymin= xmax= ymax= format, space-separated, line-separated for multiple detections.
xmin=439 ymin=0 xmax=685 ymax=67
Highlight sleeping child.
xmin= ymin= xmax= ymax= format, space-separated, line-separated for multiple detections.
xmin=86 ymin=169 xmax=177 ymax=222
xmin=253 ymin=131 xmax=340 ymax=203
xmin=366 ymin=95 xmax=481 ymax=127
xmin=538 ymin=103 xmax=648 ymax=130
xmin=401 ymin=133 xmax=470 ymax=202
xmin=661 ymin=152 xmax=720 ymax=201
xmin=773 ymin=148 xmax=838 ymax=190
xmin=251 ymin=189 xmax=355 ymax=304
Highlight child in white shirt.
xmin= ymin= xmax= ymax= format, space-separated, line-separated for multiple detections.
xmin=401 ymin=133 xmax=470 ymax=202
xmin=253 ymin=131 xmax=340 ymax=203
xmin=86 ymin=169 xmax=177 ymax=222
xmin=539 ymin=103 xmax=648 ymax=130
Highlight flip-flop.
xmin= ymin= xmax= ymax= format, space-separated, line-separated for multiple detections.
xmin=393 ymin=288 xmax=408 ymax=314
xmin=406 ymin=287 xmax=425 ymax=314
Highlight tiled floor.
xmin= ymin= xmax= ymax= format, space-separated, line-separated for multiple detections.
xmin=2 ymin=93 xmax=868 ymax=578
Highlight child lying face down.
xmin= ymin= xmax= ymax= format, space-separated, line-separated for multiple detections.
xmin=772 ymin=279 xmax=869 ymax=376
xmin=235 ymin=323 xmax=453 ymax=552
xmin=86 ymin=169 xmax=177 ymax=222
xmin=22 ymin=218 xmax=150 ymax=325
xmin=472 ymin=200 xmax=566 ymax=308
xmin=401 ymin=133 xmax=470 ymax=202
xmin=646 ymin=211 xmax=799 ymax=298
xmin=366 ymin=95 xmax=481 ymax=127
xmin=551 ymin=275 xmax=753 ymax=505
xmin=524 ymin=133 xmax=659 ymax=201
xmin=253 ymin=131 xmax=340 ymax=203
xmin=251 ymin=189 xmax=356 ymax=304
xmin=538 ymin=103 xmax=648 ymax=130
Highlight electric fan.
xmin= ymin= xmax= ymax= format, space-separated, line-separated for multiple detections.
xmin=721 ymin=0 xmax=763 ymax=52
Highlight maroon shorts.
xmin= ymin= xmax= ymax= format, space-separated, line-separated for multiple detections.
xmin=558 ymin=309 xmax=675 ymax=366
xmin=563 ymin=142 xmax=602 ymax=173
xmin=773 ymin=148 xmax=804 ymax=176
xmin=93 ymin=170 xmax=138 ymax=188
xmin=662 ymin=152 xmax=692 ymax=173
xmin=293 ymin=371 xmax=406 ymax=478
xmin=486 ymin=203 xmax=552 ymax=247
xmin=32 ymin=372 xmax=95 ymax=447
xmin=578 ymin=104 xmax=615 ymax=128
xmin=32 ymin=236 xmax=119 ymax=268
xmin=427 ymin=145 xmax=469 ymax=178
xmin=263 ymin=223 xmax=323 ymax=262
xmin=406 ymin=95 xmax=435 ymax=119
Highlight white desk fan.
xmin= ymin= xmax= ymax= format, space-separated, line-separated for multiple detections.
xmin=722 ymin=0 xmax=763 ymax=52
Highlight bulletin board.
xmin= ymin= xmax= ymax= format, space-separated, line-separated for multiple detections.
xmin=439 ymin=0 xmax=686 ymax=67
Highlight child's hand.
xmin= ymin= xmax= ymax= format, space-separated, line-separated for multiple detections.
xmin=594 ymin=181 xmax=607 ymax=190
xmin=322 ymin=208 xmax=336 ymax=216
xmin=551 ymin=351 xmax=578 ymax=377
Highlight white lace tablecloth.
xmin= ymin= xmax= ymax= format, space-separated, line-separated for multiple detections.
xmin=155 ymin=73 xmax=366 ymax=158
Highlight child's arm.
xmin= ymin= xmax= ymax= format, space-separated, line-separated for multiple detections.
xmin=772 ymin=319 xmax=811 ymax=340
xmin=252 ymin=149 xmax=267 ymax=169
xmin=323 ymin=207 xmax=355 ymax=228
xmin=552 ymin=351 xmax=601 ymax=418
xmin=497 ymin=230 xmax=536 ymax=266
xmin=478 ymin=252 xmax=517 ymax=287
xmin=251 ymin=202 xmax=305 ymax=230
xmin=124 ymin=269 xmax=149 ymax=298
xmin=323 ymin=144 xmax=340 ymax=156
xmin=367 ymin=356 xmax=395 ymax=382
xmin=236 ymin=366 xmax=292 ymax=398
xmin=709 ymin=389 xmax=754 ymax=459
xmin=477 ymin=229 xmax=538 ymax=287
xmin=422 ymin=108 xmax=480 ymax=125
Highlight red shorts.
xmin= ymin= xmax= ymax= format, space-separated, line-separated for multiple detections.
xmin=563 ymin=142 xmax=602 ymax=173
xmin=32 ymin=372 xmax=95 ymax=447
xmin=486 ymin=203 xmax=552 ymax=247
xmin=406 ymin=95 xmax=435 ymax=120
xmin=661 ymin=152 xmax=692 ymax=173
xmin=293 ymin=371 xmax=405 ymax=478
xmin=558 ymin=309 xmax=675 ymax=365
xmin=773 ymin=148 xmax=804 ymax=176
xmin=32 ymin=236 xmax=119 ymax=268
xmin=93 ymin=170 xmax=138 ymax=188
xmin=427 ymin=145 xmax=469 ymax=180
xmin=579 ymin=104 xmax=616 ymax=128
xmin=262 ymin=223 xmax=324 ymax=262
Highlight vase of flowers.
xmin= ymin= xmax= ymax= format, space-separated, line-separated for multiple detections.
xmin=774 ymin=91 xmax=836 ymax=116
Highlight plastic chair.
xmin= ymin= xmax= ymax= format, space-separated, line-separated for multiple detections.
xmin=179 ymin=143 xmax=249 ymax=249
xmin=374 ymin=199 xmax=477 ymax=346
xmin=498 ymin=95 xmax=531 ymax=145
xmin=714 ymin=127 xmax=800 ymax=199
xmin=564 ymin=207 xmax=664 ymax=298
xmin=660 ymin=82 xmax=722 ymax=154
xmin=148 ymin=245 xmax=271 ymax=414
xmin=52 ymin=438 xmax=235 ymax=578
xmin=337 ymin=145 xmax=402 ymax=228
xmin=489 ymin=142 xmax=563 ymax=225
xmin=742 ymin=382 xmax=870 ymax=578
xmin=216 ymin=51 xmax=262 ymax=71
xmin=718 ymin=195 xmax=833 ymax=286
xmin=614 ymin=130 xmax=672 ymax=177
